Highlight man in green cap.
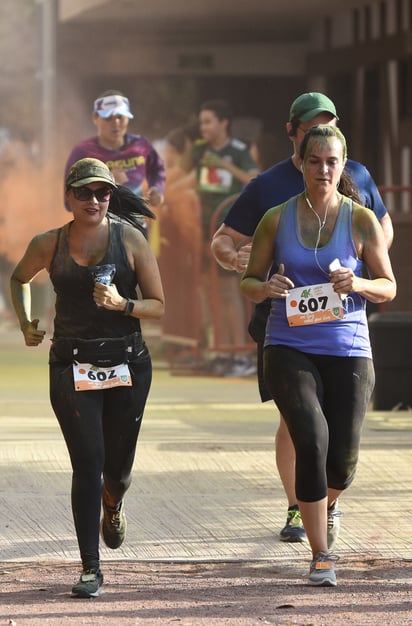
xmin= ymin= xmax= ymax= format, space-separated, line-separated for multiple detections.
xmin=211 ymin=91 xmax=393 ymax=545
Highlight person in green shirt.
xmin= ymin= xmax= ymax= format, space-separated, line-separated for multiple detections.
xmin=192 ymin=99 xmax=258 ymax=242
xmin=191 ymin=100 xmax=258 ymax=376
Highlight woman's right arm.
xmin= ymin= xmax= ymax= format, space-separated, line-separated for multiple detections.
xmin=10 ymin=231 xmax=57 ymax=346
xmin=241 ymin=208 xmax=293 ymax=303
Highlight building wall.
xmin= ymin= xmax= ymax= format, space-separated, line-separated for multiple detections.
xmin=55 ymin=0 xmax=412 ymax=311
xmin=306 ymin=0 xmax=412 ymax=311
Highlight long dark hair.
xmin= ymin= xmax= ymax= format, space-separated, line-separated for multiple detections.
xmin=299 ymin=125 xmax=362 ymax=203
xmin=108 ymin=185 xmax=155 ymax=235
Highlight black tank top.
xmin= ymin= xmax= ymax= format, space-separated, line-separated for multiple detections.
xmin=50 ymin=218 xmax=141 ymax=339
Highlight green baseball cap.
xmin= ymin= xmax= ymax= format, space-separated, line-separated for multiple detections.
xmin=66 ymin=158 xmax=117 ymax=188
xmin=289 ymin=92 xmax=339 ymax=122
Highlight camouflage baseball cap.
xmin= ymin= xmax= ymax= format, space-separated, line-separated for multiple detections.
xmin=66 ymin=158 xmax=117 ymax=188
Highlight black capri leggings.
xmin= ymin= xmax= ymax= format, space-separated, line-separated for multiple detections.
xmin=49 ymin=346 xmax=152 ymax=570
xmin=264 ymin=345 xmax=375 ymax=503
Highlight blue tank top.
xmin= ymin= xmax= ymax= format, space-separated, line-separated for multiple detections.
xmin=265 ymin=195 xmax=372 ymax=358
xmin=50 ymin=218 xmax=142 ymax=339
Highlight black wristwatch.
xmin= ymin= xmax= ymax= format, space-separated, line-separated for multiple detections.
xmin=123 ymin=298 xmax=134 ymax=316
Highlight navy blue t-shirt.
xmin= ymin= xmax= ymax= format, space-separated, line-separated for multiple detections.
xmin=225 ymin=157 xmax=387 ymax=236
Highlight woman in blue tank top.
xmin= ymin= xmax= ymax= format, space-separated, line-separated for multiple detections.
xmin=241 ymin=126 xmax=396 ymax=587
xmin=10 ymin=158 xmax=165 ymax=598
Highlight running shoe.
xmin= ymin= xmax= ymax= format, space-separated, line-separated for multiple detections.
xmin=279 ymin=505 xmax=307 ymax=542
xmin=101 ymin=497 xmax=127 ymax=549
xmin=225 ymin=355 xmax=257 ymax=377
xmin=207 ymin=356 xmax=232 ymax=376
xmin=308 ymin=552 xmax=338 ymax=587
xmin=327 ymin=500 xmax=343 ymax=549
xmin=71 ymin=569 xmax=103 ymax=598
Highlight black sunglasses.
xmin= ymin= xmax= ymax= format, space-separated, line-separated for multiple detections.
xmin=71 ymin=186 xmax=113 ymax=202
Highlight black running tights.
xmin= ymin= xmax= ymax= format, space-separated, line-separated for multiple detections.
xmin=264 ymin=345 xmax=375 ymax=503
xmin=49 ymin=352 xmax=152 ymax=570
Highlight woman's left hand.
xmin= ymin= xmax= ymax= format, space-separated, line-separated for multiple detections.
xmin=93 ymin=282 xmax=125 ymax=311
xmin=330 ymin=266 xmax=357 ymax=297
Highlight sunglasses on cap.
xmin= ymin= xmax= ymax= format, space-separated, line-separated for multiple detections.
xmin=71 ymin=186 xmax=113 ymax=202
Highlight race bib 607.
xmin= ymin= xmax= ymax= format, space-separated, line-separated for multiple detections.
xmin=286 ymin=282 xmax=344 ymax=327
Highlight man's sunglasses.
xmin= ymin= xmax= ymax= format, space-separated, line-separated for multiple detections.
xmin=71 ymin=186 xmax=113 ymax=202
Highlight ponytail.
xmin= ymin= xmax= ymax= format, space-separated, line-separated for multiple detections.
xmin=108 ymin=185 xmax=156 ymax=234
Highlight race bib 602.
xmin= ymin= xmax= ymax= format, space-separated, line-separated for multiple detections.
xmin=73 ymin=362 xmax=132 ymax=391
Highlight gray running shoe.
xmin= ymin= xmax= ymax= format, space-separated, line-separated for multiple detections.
xmin=71 ymin=569 xmax=103 ymax=598
xmin=308 ymin=552 xmax=338 ymax=587
xmin=327 ymin=500 xmax=343 ymax=549
xmin=101 ymin=498 xmax=127 ymax=549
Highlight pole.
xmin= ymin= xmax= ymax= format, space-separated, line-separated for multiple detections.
xmin=38 ymin=0 xmax=57 ymax=167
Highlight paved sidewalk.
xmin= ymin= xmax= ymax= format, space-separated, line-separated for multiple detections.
xmin=0 ymin=332 xmax=411 ymax=565
xmin=1 ymin=331 xmax=412 ymax=625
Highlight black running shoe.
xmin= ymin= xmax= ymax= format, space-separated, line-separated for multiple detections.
xmin=71 ymin=569 xmax=103 ymax=598
xmin=101 ymin=498 xmax=127 ymax=549
xmin=279 ymin=505 xmax=307 ymax=542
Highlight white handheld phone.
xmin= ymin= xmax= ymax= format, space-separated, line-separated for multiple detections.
xmin=329 ymin=258 xmax=342 ymax=272
xmin=329 ymin=258 xmax=347 ymax=300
